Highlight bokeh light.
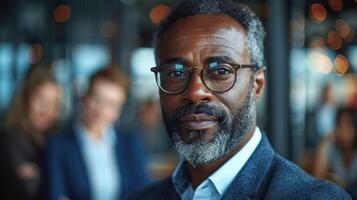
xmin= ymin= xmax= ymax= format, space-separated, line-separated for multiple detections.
xmin=309 ymin=51 xmax=333 ymax=74
xmin=328 ymin=0 xmax=343 ymax=12
xmin=334 ymin=54 xmax=349 ymax=76
xmin=344 ymin=29 xmax=355 ymax=43
xmin=28 ymin=43 xmax=43 ymax=64
xmin=150 ymin=4 xmax=171 ymax=25
xmin=53 ymin=4 xmax=71 ymax=23
xmin=336 ymin=20 xmax=351 ymax=38
xmin=335 ymin=19 xmax=355 ymax=42
xmin=327 ymin=31 xmax=343 ymax=50
xmin=310 ymin=3 xmax=327 ymax=23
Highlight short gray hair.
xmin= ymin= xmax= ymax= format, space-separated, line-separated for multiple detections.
xmin=153 ymin=0 xmax=266 ymax=67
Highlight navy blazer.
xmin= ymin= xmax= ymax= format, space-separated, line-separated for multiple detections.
xmin=129 ymin=134 xmax=351 ymax=200
xmin=45 ymin=124 xmax=149 ymax=200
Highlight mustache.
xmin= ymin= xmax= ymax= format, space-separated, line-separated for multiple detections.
xmin=170 ymin=103 xmax=229 ymax=124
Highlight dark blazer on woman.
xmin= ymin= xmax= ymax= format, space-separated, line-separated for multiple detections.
xmin=0 ymin=129 xmax=45 ymax=200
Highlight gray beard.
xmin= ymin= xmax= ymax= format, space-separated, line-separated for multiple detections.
xmin=171 ymin=85 xmax=256 ymax=167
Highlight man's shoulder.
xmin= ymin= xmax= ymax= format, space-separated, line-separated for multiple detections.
xmin=47 ymin=126 xmax=74 ymax=143
xmin=263 ymin=154 xmax=351 ymax=199
xmin=127 ymin=177 xmax=179 ymax=200
xmin=45 ymin=123 xmax=79 ymax=154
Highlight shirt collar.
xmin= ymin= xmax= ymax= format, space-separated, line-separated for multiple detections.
xmin=208 ymin=127 xmax=262 ymax=195
xmin=172 ymin=127 xmax=262 ymax=197
xmin=75 ymin=121 xmax=117 ymax=146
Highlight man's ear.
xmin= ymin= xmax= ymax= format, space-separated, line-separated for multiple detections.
xmin=253 ymin=67 xmax=266 ymax=101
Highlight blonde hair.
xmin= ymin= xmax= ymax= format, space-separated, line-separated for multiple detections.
xmin=5 ymin=63 xmax=59 ymax=130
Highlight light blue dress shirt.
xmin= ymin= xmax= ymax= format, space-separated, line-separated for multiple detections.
xmin=172 ymin=127 xmax=262 ymax=200
xmin=76 ymin=124 xmax=120 ymax=200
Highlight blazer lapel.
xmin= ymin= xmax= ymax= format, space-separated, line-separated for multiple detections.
xmin=115 ymin=132 xmax=129 ymax=195
xmin=162 ymin=178 xmax=182 ymax=200
xmin=68 ymin=126 xmax=92 ymax=200
xmin=222 ymin=134 xmax=275 ymax=200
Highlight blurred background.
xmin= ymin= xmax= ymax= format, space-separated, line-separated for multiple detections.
xmin=0 ymin=0 xmax=356 ymax=198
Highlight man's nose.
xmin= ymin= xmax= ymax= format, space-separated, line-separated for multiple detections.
xmin=183 ymin=71 xmax=213 ymax=104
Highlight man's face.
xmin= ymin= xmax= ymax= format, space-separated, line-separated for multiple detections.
xmin=82 ymin=80 xmax=126 ymax=131
xmin=157 ymin=14 xmax=265 ymax=166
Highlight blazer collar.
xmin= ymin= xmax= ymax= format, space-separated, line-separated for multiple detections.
xmin=222 ymin=134 xmax=275 ymax=200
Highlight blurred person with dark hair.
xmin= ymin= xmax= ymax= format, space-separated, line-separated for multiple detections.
xmin=129 ymin=0 xmax=350 ymax=199
xmin=45 ymin=66 xmax=149 ymax=200
xmin=314 ymin=107 xmax=357 ymax=198
xmin=0 ymin=64 xmax=62 ymax=200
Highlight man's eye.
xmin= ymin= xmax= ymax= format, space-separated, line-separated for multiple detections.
xmin=216 ymin=67 xmax=232 ymax=75
xmin=166 ymin=70 xmax=187 ymax=78
xmin=210 ymin=65 xmax=234 ymax=75
xmin=208 ymin=62 xmax=234 ymax=76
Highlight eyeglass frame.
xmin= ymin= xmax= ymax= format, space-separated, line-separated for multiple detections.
xmin=150 ymin=62 xmax=258 ymax=95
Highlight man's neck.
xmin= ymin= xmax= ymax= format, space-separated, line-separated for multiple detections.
xmin=187 ymin=124 xmax=256 ymax=189
xmin=80 ymin=117 xmax=105 ymax=141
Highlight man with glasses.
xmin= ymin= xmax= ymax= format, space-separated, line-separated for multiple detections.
xmin=46 ymin=66 xmax=149 ymax=200
xmin=130 ymin=0 xmax=351 ymax=199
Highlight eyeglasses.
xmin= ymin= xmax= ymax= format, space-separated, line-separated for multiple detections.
xmin=151 ymin=61 xmax=258 ymax=94
xmin=88 ymin=93 xmax=122 ymax=111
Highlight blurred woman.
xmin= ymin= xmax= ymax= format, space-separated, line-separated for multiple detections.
xmin=313 ymin=107 xmax=357 ymax=197
xmin=0 ymin=64 xmax=62 ymax=200
xmin=45 ymin=66 xmax=149 ymax=200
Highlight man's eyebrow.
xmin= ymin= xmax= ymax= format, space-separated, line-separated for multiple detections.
xmin=205 ymin=56 xmax=236 ymax=64
xmin=162 ymin=57 xmax=186 ymax=65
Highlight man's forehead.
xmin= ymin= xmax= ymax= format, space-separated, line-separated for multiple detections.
xmin=161 ymin=13 xmax=246 ymax=39
xmin=158 ymin=33 xmax=247 ymax=59
xmin=157 ymin=14 xmax=248 ymax=63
